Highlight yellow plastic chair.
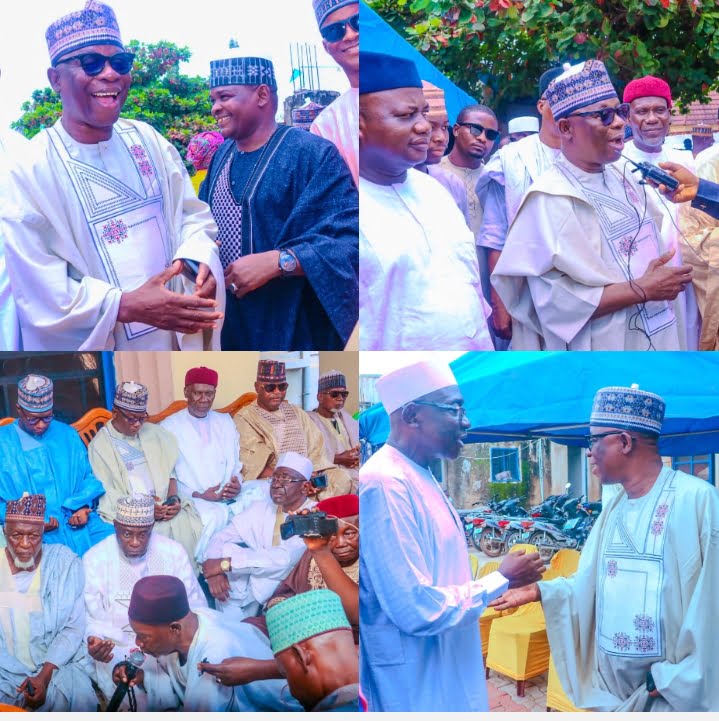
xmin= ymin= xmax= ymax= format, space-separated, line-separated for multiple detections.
xmin=469 ymin=553 xmax=481 ymax=581
xmin=479 ymin=544 xmax=536 ymax=657
xmin=546 ymin=655 xmax=587 ymax=712
xmin=485 ymin=543 xmax=549 ymax=696
xmin=549 ymin=548 xmax=580 ymax=578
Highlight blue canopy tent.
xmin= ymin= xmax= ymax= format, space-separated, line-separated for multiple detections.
xmin=360 ymin=352 xmax=719 ymax=457
xmin=360 ymin=1 xmax=477 ymax=123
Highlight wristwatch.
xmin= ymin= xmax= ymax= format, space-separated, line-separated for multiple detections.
xmin=220 ymin=558 xmax=231 ymax=573
xmin=278 ymin=249 xmax=297 ymax=277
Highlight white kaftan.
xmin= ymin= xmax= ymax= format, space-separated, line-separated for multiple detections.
xmin=478 ymin=133 xmax=561 ymax=252
xmin=360 ymin=444 xmax=508 ymax=711
xmin=160 ymin=607 xmax=301 ymax=711
xmin=83 ymin=533 xmax=206 ymax=710
xmin=622 ymin=142 xmax=700 ymax=349
xmin=0 ymin=130 xmax=27 ymax=351
xmin=1 ymin=118 xmax=224 ymax=350
xmin=540 ymin=467 xmax=719 ymax=711
xmin=311 ymin=88 xmax=358 ymax=185
xmin=360 ymin=169 xmax=493 ymax=350
xmin=161 ymin=409 xmax=243 ymax=560
xmin=492 ymin=155 xmax=686 ymax=350
xmin=203 ymin=496 xmax=315 ymax=620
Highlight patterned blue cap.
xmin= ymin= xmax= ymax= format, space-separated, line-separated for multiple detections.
xmin=46 ymin=1 xmax=124 ymax=66
xmin=18 ymin=375 xmax=54 ymax=413
xmin=313 ymin=0 xmax=357 ymax=28
xmin=545 ymin=59 xmax=618 ymax=121
xmin=590 ymin=384 xmax=665 ymax=435
xmin=210 ymin=57 xmax=277 ymax=90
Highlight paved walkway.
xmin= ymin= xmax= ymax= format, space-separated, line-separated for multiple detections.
xmin=488 ymin=671 xmax=549 ymax=712
xmin=471 ymin=547 xmax=551 ymax=712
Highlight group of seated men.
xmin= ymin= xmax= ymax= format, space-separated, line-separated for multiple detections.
xmin=0 ymin=360 xmax=360 ymax=711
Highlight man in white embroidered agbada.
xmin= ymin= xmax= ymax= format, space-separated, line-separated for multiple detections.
xmin=0 ymin=0 xmax=224 ymax=351
xmin=492 ymin=60 xmax=694 ymax=350
xmin=491 ymin=384 xmax=719 ymax=711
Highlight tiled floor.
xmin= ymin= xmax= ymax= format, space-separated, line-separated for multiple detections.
xmin=471 ymin=547 xmax=551 ymax=712
xmin=488 ymin=671 xmax=549 ymax=712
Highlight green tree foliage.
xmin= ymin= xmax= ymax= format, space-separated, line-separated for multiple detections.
xmin=12 ymin=40 xmax=214 ymax=171
xmin=368 ymin=0 xmax=719 ymax=112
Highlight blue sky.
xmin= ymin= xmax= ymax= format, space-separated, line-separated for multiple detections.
xmin=0 ymin=0 xmax=350 ymax=130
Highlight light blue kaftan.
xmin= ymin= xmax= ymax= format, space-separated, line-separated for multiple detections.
xmin=359 ymin=444 xmax=508 ymax=711
xmin=0 ymin=420 xmax=113 ymax=556
xmin=0 ymin=544 xmax=96 ymax=710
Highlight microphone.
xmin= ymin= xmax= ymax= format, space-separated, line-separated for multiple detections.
xmin=107 ymin=648 xmax=145 ymax=712
xmin=621 ymin=155 xmax=679 ymax=191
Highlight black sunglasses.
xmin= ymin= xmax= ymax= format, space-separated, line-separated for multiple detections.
xmin=54 ymin=51 xmax=135 ymax=77
xmin=584 ymin=430 xmax=635 ymax=448
xmin=320 ymin=13 xmax=359 ymax=42
xmin=323 ymin=390 xmax=349 ymax=399
xmin=567 ymin=103 xmax=630 ymax=127
xmin=262 ymin=382 xmax=289 ymax=393
xmin=456 ymin=122 xmax=500 ymax=142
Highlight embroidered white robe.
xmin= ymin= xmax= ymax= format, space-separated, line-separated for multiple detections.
xmin=492 ymin=155 xmax=687 ymax=350
xmin=311 ymin=88 xmax=359 ymax=185
xmin=540 ymin=467 xmax=719 ymax=711
xmin=0 ymin=118 xmax=224 ymax=350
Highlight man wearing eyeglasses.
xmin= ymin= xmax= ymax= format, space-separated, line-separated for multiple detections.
xmin=308 ymin=371 xmax=359 ymax=490
xmin=202 ymin=451 xmax=317 ymax=620
xmin=477 ymin=67 xmax=564 ymax=346
xmin=310 ymin=0 xmax=359 ymax=185
xmin=622 ymin=75 xmax=700 ymax=351
xmin=360 ymin=361 xmax=544 ymax=711
xmin=88 ymin=381 xmax=202 ymax=565
xmin=493 ymin=59 xmax=693 ymax=351
xmin=0 ymin=374 xmax=114 ymax=557
xmin=0 ymin=0 xmax=224 ymax=351
xmin=235 ymin=360 xmax=352 ymax=498
xmin=359 ymin=51 xmax=494 ymax=350
xmin=491 ymin=383 xmax=719 ymax=711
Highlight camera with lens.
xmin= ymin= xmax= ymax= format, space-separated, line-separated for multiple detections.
xmin=280 ymin=511 xmax=338 ymax=540
xmin=310 ymin=473 xmax=328 ymax=489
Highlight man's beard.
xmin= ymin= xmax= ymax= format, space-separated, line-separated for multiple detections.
xmin=329 ymin=406 xmax=339 ymax=415
xmin=7 ymin=547 xmax=38 ymax=571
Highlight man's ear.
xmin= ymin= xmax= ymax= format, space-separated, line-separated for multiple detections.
xmin=48 ymin=67 xmax=61 ymax=94
xmin=290 ymin=642 xmax=313 ymax=673
xmin=400 ymin=402 xmax=420 ymax=427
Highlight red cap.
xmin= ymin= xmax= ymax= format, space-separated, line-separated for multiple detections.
xmin=185 ymin=366 xmax=218 ymax=387
xmin=317 ymin=494 xmax=359 ymax=519
xmin=623 ymin=76 xmax=672 ymax=108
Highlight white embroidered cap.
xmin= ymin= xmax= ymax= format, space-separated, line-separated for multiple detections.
xmin=276 ymin=452 xmax=313 ymax=482
xmin=376 ymin=361 xmax=459 ymax=415
xmin=508 ymin=116 xmax=539 ymax=134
